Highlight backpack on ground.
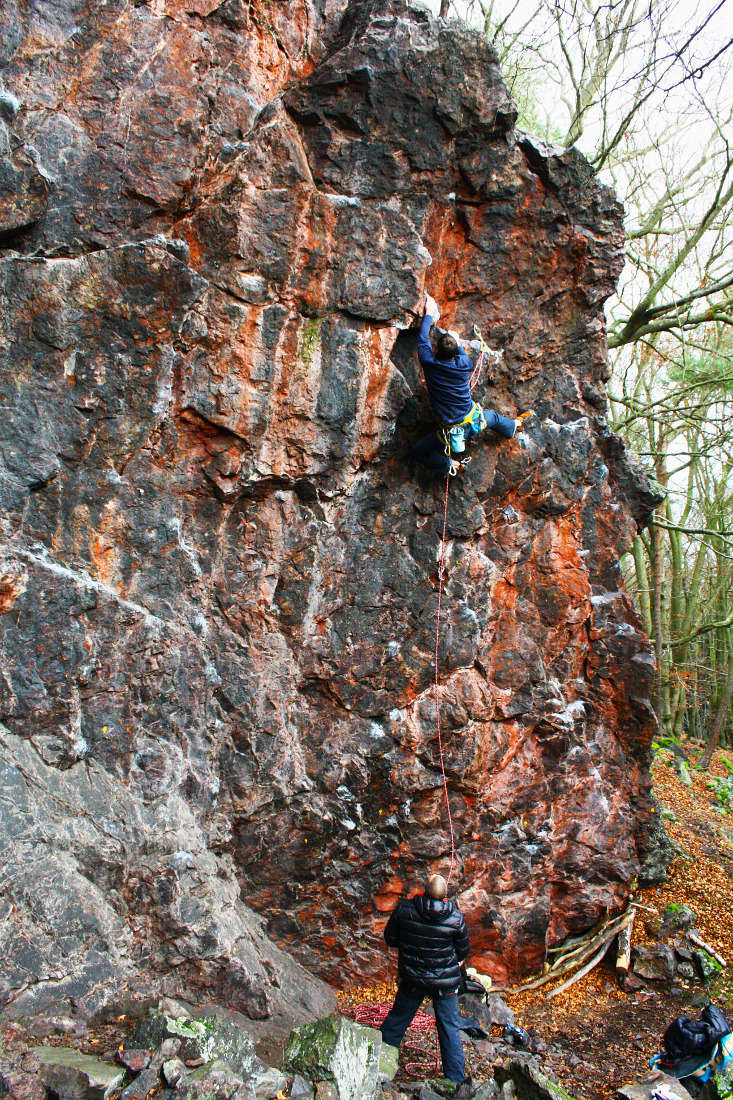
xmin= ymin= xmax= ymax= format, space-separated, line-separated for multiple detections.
xmin=650 ymin=1004 xmax=733 ymax=1082
xmin=459 ymin=965 xmax=491 ymax=1003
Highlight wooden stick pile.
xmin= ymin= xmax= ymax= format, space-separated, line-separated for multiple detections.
xmin=513 ymin=905 xmax=638 ymax=999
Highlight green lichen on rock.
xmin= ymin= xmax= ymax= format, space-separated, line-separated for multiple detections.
xmin=713 ymin=1062 xmax=733 ymax=1100
xmin=378 ymin=1044 xmax=399 ymax=1081
xmin=167 ymin=1017 xmax=215 ymax=1039
xmin=286 ymin=1015 xmax=342 ymax=1080
xmin=32 ymin=1047 xmax=125 ymax=1100
xmin=125 ymin=1009 xmax=258 ymax=1081
xmin=284 ymin=1015 xmax=380 ymax=1100
xmin=694 ymin=948 xmax=723 ymax=982
xmin=661 ymin=903 xmax=696 ymax=931
xmin=177 ymin=1058 xmax=245 ymax=1100
xmin=300 ymin=318 xmax=321 ymax=368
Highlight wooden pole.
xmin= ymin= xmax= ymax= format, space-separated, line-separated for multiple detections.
xmin=547 ymin=939 xmax=614 ymax=999
xmin=616 ymin=909 xmax=635 ymax=974
xmin=690 ymin=932 xmax=727 ymax=968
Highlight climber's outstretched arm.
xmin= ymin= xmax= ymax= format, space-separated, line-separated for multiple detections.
xmin=417 ymin=297 xmax=439 ymax=364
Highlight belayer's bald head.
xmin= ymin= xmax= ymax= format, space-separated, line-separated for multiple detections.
xmin=425 ymin=874 xmax=447 ymax=900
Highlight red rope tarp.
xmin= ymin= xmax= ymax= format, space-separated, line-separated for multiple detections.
xmin=348 ymin=1002 xmax=441 ymax=1078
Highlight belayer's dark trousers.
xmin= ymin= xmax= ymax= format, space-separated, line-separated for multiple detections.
xmin=380 ymin=984 xmax=465 ymax=1083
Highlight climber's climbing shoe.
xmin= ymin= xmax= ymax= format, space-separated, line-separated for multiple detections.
xmin=517 ymin=410 xmax=534 ymax=424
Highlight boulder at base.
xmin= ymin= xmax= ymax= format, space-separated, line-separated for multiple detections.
xmin=494 ymin=1057 xmax=576 ymax=1100
xmin=617 ymin=1069 xmax=693 ymax=1099
xmin=378 ymin=1043 xmax=399 ymax=1082
xmin=32 ymin=1048 xmax=125 ymax=1100
xmin=632 ymin=945 xmax=677 ymax=982
xmin=285 ymin=1015 xmax=381 ymax=1100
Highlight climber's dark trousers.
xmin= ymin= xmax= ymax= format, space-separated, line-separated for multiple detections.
xmin=410 ymin=430 xmax=452 ymax=476
xmin=381 ymin=985 xmax=466 ymax=1083
xmin=410 ymin=410 xmax=517 ymax=477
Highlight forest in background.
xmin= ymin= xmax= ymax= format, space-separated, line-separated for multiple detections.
xmin=434 ymin=0 xmax=733 ymax=763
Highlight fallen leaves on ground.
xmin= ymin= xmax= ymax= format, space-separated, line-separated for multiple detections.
xmin=343 ymin=743 xmax=733 ymax=1099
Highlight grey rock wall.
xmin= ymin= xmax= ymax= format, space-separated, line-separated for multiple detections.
xmin=0 ymin=0 xmax=668 ymax=1010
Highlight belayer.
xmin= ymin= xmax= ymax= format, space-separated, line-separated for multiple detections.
xmin=411 ymin=294 xmax=529 ymax=476
xmin=380 ymin=873 xmax=471 ymax=1084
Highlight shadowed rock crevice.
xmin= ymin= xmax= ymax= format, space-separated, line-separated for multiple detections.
xmin=0 ymin=0 xmax=667 ymax=1019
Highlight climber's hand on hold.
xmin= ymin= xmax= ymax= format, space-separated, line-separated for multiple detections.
xmin=424 ymin=294 xmax=440 ymax=322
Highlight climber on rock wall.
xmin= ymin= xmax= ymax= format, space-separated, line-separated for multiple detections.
xmin=410 ymin=294 xmax=526 ymax=476
xmin=380 ymin=873 xmax=470 ymax=1084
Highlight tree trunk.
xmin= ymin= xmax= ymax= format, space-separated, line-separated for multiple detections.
xmin=632 ymin=535 xmax=653 ymax=637
xmin=439 ymin=0 xmax=450 ymax=16
xmin=672 ymin=683 xmax=687 ymax=741
xmin=650 ymin=515 xmax=668 ymax=733
xmin=667 ymin=512 xmax=685 ymax=735
xmin=699 ymin=651 xmax=733 ymax=768
xmin=724 ymin=634 xmax=733 ymax=749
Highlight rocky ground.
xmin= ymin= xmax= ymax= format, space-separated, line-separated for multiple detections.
xmin=2 ymin=739 xmax=726 ymax=1100
xmin=340 ymin=743 xmax=733 ymax=1099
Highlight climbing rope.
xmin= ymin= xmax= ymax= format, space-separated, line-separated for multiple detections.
xmin=469 ymin=324 xmax=487 ymax=390
xmin=470 ymin=323 xmax=504 ymax=391
xmin=352 ymin=1004 xmax=440 ymax=1077
xmin=432 ymin=323 xmax=492 ymax=887
xmin=434 ymin=470 xmax=456 ymax=885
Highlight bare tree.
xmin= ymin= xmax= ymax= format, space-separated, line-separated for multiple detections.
xmin=615 ymin=329 xmax=733 ymax=753
xmin=454 ymin=0 xmax=733 ymax=349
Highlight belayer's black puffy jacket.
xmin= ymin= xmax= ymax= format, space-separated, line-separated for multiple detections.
xmin=384 ymin=894 xmax=470 ymax=996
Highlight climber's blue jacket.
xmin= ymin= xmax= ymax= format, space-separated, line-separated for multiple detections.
xmin=417 ymin=312 xmax=474 ymax=426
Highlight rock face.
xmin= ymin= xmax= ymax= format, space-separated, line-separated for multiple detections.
xmin=0 ymin=0 xmax=666 ymax=1010
xmin=0 ymin=726 xmax=336 ymax=1025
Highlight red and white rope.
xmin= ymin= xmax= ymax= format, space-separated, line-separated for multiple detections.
xmin=434 ymin=472 xmax=456 ymax=884
xmin=469 ymin=347 xmax=485 ymax=390
xmin=351 ymin=1003 xmax=440 ymax=1078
